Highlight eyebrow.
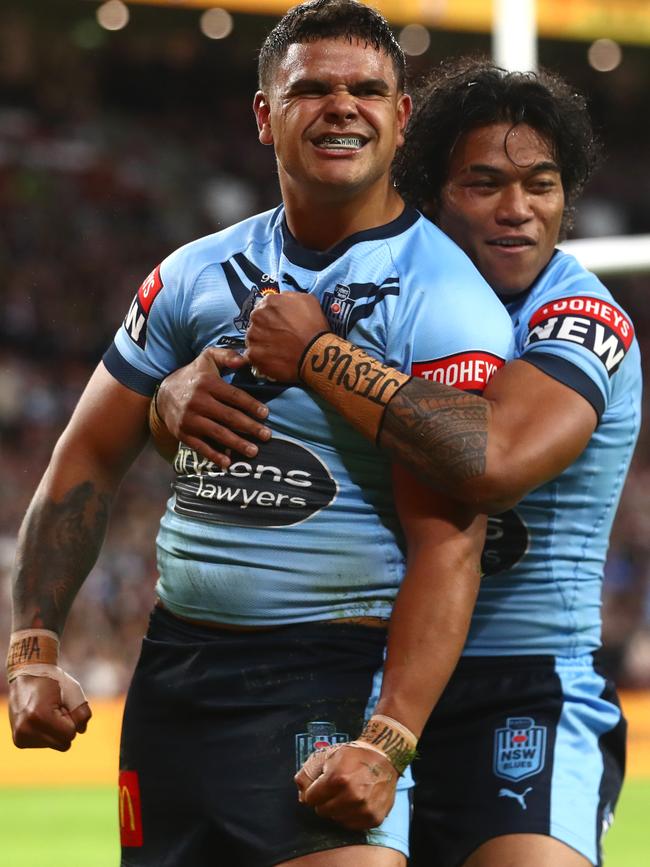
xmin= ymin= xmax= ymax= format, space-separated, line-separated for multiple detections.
xmin=466 ymin=161 xmax=560 ymax=174
xmin=286 ymin=77 xmax=391 ymax=96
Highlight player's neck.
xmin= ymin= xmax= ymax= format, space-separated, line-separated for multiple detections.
xmin=282 ymin=183 xmax=405 ymax=252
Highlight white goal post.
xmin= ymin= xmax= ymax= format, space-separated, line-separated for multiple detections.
xmin=560 ymin=235 xmax=650 ymax=276
xmin=492 ymin=3 xmax=650 ymax=279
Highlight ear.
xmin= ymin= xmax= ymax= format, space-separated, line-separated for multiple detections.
xmin=253 ymin=91 xmax=273 ymax=146
xmin=395 ymin=92 xmax=412 ymax=149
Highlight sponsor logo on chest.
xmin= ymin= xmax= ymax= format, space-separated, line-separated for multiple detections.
xmin=412 ymin=351 xmax=505 ymax=391
xmin=173 ymin=436 xmax=337 ymax=527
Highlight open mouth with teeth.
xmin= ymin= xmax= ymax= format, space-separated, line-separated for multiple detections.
xmin=488 ymin=238 xmax=534 ymax=247
xmin=314 ymin=135 xmax=366 ymax=151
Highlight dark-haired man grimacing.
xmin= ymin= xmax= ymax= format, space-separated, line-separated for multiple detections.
xmin=7 ymin=5 xmax=515 ymax=867
xmin=158 ymin=57 xmax=641 ymax=867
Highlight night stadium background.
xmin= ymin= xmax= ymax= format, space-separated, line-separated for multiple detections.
xmin=0 ymin=1 xmax=649 ymax=864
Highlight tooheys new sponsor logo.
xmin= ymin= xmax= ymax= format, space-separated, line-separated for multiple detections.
xmin=124 ymin=265 xmax=164 ymax=349
xmin=526 ymin=295 xmax=633 ymax=374
xmin=172 ymin=437 xmax=337 ymax=527
xmin=411 ymin=351 xmax=505 ymax=391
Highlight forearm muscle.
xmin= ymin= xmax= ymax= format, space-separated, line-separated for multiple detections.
xmin=12 ymin=475 xmax=112 ymax=632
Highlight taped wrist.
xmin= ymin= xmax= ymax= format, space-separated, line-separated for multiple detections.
xmin=351 ymin=714 xmax=418 ymax=775
xmin=7 ymin=629 xmax=87 ymax=711
xmin=149 ymin=385 xmax=179 ymax=462
xmin=299 ymin=333 xmax=411 ymax=444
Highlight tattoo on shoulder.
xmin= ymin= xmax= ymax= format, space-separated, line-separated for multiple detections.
xmin=13 ymin=482 xmax=111 ymax=631
xmin=380 ymin=378 xmax=488 ymax=485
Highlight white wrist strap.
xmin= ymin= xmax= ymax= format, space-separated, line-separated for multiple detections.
xmin=13 ymin=664 xmax=87 ymax=711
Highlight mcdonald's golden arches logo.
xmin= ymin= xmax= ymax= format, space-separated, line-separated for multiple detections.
xmin=118 ymin=769 xmax=143 ymax=847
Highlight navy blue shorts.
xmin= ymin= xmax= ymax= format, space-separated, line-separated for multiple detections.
xmin=409 ymin=654 xmax=625 ymax=867
xmin=119 ymin=607 xmax=411 ymax=867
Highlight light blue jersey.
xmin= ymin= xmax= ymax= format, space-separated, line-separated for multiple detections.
xmin=466 ymin=249 xmax=642 ymax=657
xmin=105 ymin=206 xmax=513 ymax=626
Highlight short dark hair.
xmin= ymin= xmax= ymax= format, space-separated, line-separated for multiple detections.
xmin=393 ymin=56 xmax=602 ymax=234
xmin=258 ymin=0 xmax=406 ymax=92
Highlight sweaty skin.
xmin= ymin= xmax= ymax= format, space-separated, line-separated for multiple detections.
xmin=254 ymin=38 xmax=411 ymax=249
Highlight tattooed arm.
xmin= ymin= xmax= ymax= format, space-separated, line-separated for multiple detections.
xmin=244 ymin=293 xmax=596 ymax=513
xmin=9 ymin=363 xmax=150 ymax=750
xmin=379 ymin=359 xmax=596 ymax=511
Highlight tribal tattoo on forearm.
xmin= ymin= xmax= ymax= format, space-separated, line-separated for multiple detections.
xmin=380 ymin=377 xmax=488 ymax=489
xmin=13 ymin=481 xmax=111 ymax=633
xmin=300 ymin=333 xmax=489 ymax=491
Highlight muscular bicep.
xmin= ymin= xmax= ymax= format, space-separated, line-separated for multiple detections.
xmin=51 ymin=362 xmax=151 ymax=486
xmin=480 ymin=358 xmax=597 ymax=510
xmin=12 ymin=363 xmax=151 ymax=632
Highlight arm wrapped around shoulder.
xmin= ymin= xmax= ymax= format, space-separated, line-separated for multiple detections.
xmin=299 ymin=333 xmax=411 ymax=444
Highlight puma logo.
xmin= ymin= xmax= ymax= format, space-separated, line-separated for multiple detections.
xmin=498 ymin=786 xmax=532 ymax=810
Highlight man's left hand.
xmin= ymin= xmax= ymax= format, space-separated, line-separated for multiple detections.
xmin=294 ymin=743 xmax=398 ymax=831
xmin=246 ymin=293 xmax=330 ymax=381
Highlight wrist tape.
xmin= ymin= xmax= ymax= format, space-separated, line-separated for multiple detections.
xmin=299 ymin=333 xmax=411 ymax=444
xmin=7 ymin=628 xmax=87 ymax=711
xmin=149 ymin=386 xmax=180 ymax=462
xmin=349 ymin=714 xmax=418 ymax=775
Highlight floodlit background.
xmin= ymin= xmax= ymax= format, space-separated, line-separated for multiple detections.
xmin=0 ymin=1 xmax=649 ymax=864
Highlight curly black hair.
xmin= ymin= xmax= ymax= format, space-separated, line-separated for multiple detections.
xmin=394 ymin=56 xmax=602 ymax=234
xmin=258 ymin=0 xmax=405 ymax=91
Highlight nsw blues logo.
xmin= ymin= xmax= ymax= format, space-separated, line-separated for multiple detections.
xmin=493 ymin=717 xmax=547 ymax=782
xmin=322 ymin=284 xmax=355 ymax=336
xmin=295 ymin=721 xmax=350 ymax=771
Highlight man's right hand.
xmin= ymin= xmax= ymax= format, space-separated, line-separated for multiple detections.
xmin=155 ymin=348 xmax=272 ymax=469
xmin=246 ymin=293 xmax=330 ymax=382
xmin=9 ymin=675 xmax=92 ymax=752
xmin=294 ymin=743 xmax=399 ymax=831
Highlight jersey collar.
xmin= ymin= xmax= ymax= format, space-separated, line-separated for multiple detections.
xmin=280 ymin=207 xmax=420 ymax=271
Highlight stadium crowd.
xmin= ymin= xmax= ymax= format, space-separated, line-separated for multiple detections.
xmin=1 ymin=2 xmax=650 ymax=696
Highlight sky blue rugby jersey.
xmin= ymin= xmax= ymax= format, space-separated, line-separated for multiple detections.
xmin=104 ymin=206 xmax=513 ymax=625
xmin=466 ymin=249 xmax=642 ymax=657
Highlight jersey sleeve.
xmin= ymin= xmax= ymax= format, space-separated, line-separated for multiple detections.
xmin=401 ymin=243 xmax=515 ymax=395
xmin=520 ymin=288 xmax=634 ymax=420
xmin=103 ymin=250 xmax=196 ymax=395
